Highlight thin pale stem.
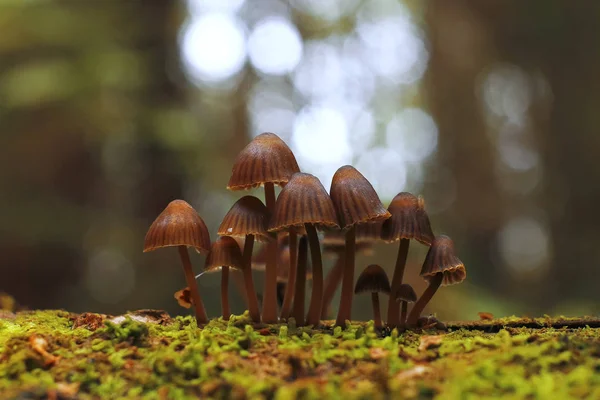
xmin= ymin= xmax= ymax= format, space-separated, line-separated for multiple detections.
xmin=242 ymin=235 xmax=261 ymax=322
xmin=292 ymin=236 xmax=308 ymax=326
xmin=305 ymin=224 xmax=323 ymax=327
xmin=335 ymin=225 xmax=356 ymax=327
xmin=178 ymin=246 xmax=208 ymax=324
xmin=372 ymin=292 xmax=382 ymax=328
xmin=320 ymin=253 xmax=344 ymax=319
xmin=387 ymin=239 xmax=410 ymax=328
xmin=407 ymin=273 xmax=443 ymax=327
xmin=400 ymin=302 xmax=408 ymax=326
xmin=262 ymin=182 xmax=278 ymax=323
xmin=221 ymin=266 xmax=230 ymax=320
xmin=280 ymin=229 xmax=297 ymax=319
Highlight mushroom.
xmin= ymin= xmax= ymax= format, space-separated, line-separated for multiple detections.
xmin=320 ymin=223 xmax=381 ymax=319
xmin=330 ymin=166 xmax=391 ymax=327
xmin=381 ymin=192 xmax=434 ymax=328
xmin=144 ymin=199 xmax=211 ymax=324
xmin=354 ymin=265 xmax=391 ymax=328
xmin=269 ymin=172 xmax=339 ymax=326
xmin=292 ymin=236 xmax=308 ymax=325
xmin=227 ymin=132 xmax=300 ymax=323
xmin=407 ymin=235 xmax=466 ymax=326
xmin=204 ymin=236 xmax=245 ymax=320
xmin=395 ymin=283 xmax=417 ymax=326
xmin=217 ymin=195 xmax=270 ymax=323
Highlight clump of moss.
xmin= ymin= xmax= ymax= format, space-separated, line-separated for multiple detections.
xmin=1 ymin=310 xmax=600 ymax=399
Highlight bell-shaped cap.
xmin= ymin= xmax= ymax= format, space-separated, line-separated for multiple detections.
xmin=143 ymin=200 xmax=211 ymax=253
xmin=420 ymin=235 xmax=466 ymax=286
xmin=227 ymin=132 xmax=300 ymax=190
xmin=381 ymin=192 xmax=434 ymax=245
xmin=395 ymin=283 xmax=417 ymax=303
xmin=205 ymin=236 xmax=244 ymax=273
xmin=330 ymin=165 xmax=390 ymax=230
xmin=218 ymin=196 xmax=271 ymax=242
xmin=269 ymin=172 xmax=339 ymax=231
xmin=354 ymin=264 xmax=391 ymax=294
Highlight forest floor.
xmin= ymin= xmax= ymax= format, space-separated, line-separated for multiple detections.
xmin=0 ymin=306 xmax=599 ymax=399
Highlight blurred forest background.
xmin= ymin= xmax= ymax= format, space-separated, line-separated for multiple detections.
xmin=1 ymin=0 xmax=599 ymax=321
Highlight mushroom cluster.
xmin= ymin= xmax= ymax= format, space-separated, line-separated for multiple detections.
xmin=143 ymin=132 xmax=466 ymax=328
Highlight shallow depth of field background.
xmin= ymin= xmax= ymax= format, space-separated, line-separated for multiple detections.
xmin=1 ymin=0 xmax=599 ymax=321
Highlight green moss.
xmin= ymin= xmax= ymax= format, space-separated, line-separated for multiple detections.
xmin=1 ymin=310 xmax=600 ymax=398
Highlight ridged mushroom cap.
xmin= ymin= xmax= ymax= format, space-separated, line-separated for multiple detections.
xmin=381 ymin=192 xmax=434 ymax=245
xmin=420 ymin=235 xmax=466 ymax=286
xmin=354 ymin=264 xmax=391 ymax=294
xmin=269 ymin=173 xmax=340 ymax=231
xmin=395 ymin=283 xmax=417 ymax=303
xmin=143 ymin=200 xmax=211 ymax=254
xmin=227 ymin=132 xmax=300 ymax=190
xmin=330 ymin=165 xmax=391 ymax=229
xmin=218 ymin=196 xmax=271 ymax=242
xmin=205 ymin=236 xmax=244 ymax=272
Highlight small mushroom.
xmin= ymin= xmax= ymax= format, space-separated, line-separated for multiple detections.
xmin=144 ymin=200 xmax=211 ymax=324
xmin=407 ymin=235 xmax=466 ymax=326
xmin=292 ymin=236 xmax=309 ymax=325
xmin=204 ymin=236 xmax=245 ymax=320
xmin=218 ymin=195 xmax=270 ymax=322
xmin=269 ymin=172 xmax=339 ymax=326
xmin=395 ymin=283 xmax=417 ymax=326
xmin=354 ymin=265 xmax=391 ymax=328
xmin=330 ymin=166 xmax=391 ymax=327
xmin=227 ymin=132 xmax=300 ymax=323
xmin=381 ymin=192 xmax=434 ymax=328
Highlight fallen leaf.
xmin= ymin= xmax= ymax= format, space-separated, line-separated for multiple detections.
xmin=369 ymin=347 xmax=389 ymax=360
xmin=29 ymin=335 xmax=59 ymax=366
xmin=418 ymin=335 xmax=443 ymax=352
xmin=478 ymin=312 xmax=494 ymax=321
xmin=395 ymin=365 xmax=432 ymax=382
xmin=174 ymin=288 xmax=193 ymax=309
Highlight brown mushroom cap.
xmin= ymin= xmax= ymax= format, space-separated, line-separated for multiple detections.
xmin=268 ymin=172 xmax=340 ymax=232
xmin=395 ymin=283 xmax=417 ymax=303
xmin=204 ymin=236 xmax=244 ymax=273
xmin=381 ymin=192 xmax=434 ymax=245
xmin=218 ymin=195 xmax=271 ymax=242
xmin=329 ymin=165 xmax=391 ymax=229
xmin=354 ymin=264 xmax=391 ymax=294
xmin=143 ymin=199 xmax=211 ymax=254
xmin=227 ymin=132 xmax=300 ymax=190
xmin=420 ymin=235 xmax=466 ymax=286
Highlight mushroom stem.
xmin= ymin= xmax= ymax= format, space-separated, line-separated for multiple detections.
xmin=262 ymin=182 xmax=278 ymax=323
xmin=242 ymin=234 xmax=261 ymax=323
xmin=400 ymin=301 xmax=408 ymax=326
xmin=320 ymin=253 xmax=344 ymax=319
xmin=292 ymin=236 xmax=308 ymax=326
xmin=335 ymin=225 xmax=356 ymax=327
xmin=280 ymin=229 xmax=298 ymax=319
xmin=371 ymin=292 xmax=382 ymax=328
xmin=305 ymin=224 xmax=323 ymax=327
xmin=177 ymin=246 xmax=208 ymax=324
xmin=387 ymin=239 xmax=410 ymax=328
xmin=407 ymin=273 xmax=443 ymax=327
xmin=221 ymin=266 xmax=230 ymax=320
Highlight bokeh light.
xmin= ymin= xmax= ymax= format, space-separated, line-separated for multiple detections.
xmin=86 ymin=249 xmax=135 ymax=304
xmin=355 ymin=147 xmax=407 ymax=200
xmin=386 ymin=108 xmax=438 ymax=162
xmin=247 ymin=17 xmax=303 ymax=76
xmin=498 ymin=216 xmax=550 ymax=275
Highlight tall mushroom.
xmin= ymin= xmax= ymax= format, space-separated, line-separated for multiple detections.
xmin=204 ymin=236 xmax=244 ymax=320
xmin=144 ymin=200 xmax=211 ymax=324
xmin=354 ymin=264 xmax=391 ymax=329
xmin=395 ymin=283 xmax=417 ymax=326
xmin=217 ymin=195 xmax=269 ymax=323
xmin=407 ymin=235 xmax=466 ymax=326
xmin=330 ymin=166 xmax=391 ymax=327
xmin=320 ymin=223 xmax=381 ymax=319
xmin=381 ymin=192 xmax=434 ymax=328
xmin=292 ymin=236 xmax=308 ymax=325
xmin=227 ymin=132 xmax=300 ymax=323
xmin=269 ymin=172 xmax=339 ymax=326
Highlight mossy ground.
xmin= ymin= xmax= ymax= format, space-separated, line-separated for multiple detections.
xmin=1 ymin=309 xmax=599 ymax=399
